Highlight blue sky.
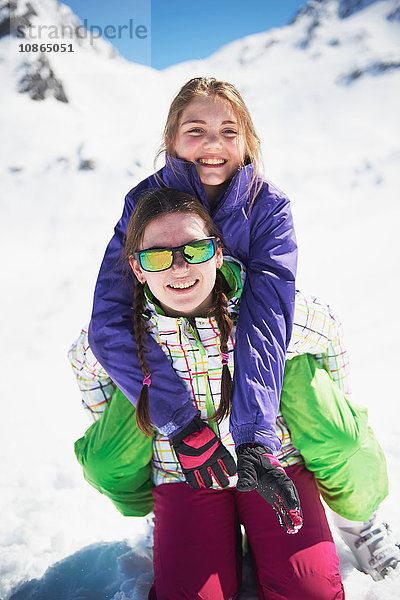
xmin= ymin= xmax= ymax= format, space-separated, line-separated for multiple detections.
xmin=62 ymin=0 xmax=306 ymax=69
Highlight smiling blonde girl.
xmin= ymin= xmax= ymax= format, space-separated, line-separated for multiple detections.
xmin=88 ymin=77 xmax=297 ymax=461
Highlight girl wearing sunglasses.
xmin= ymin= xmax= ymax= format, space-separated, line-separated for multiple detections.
xmin=70 ymin=187 xmax=395 ymax=594
xmin=123 ymin=187 xmax=345 ymax=598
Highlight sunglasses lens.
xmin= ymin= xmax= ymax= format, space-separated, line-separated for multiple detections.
xmin=183 ymin=239 xmax=215 ymax=264
xmin=138 ymin=239 xmax=216 ymax=271
xmin=140 ymin=249 xmax=173 ymax=272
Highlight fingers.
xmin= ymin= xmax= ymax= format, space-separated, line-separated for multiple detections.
xmin=184 ymin=469 xmax=212 ymax=489
xmin=287 ymin=508 xmax=303 ymax=534
xmin=184 ymin=470 xmax=201 ymax=489
xmin=219 ymin=454 xmax=237 ymax=477
xmin=273 ymin=494 xmax=303 ymax=534
xmin=272 ymin=475 xmax=302 ymax=534
xmin=255 ymin=468 xmax=303 ymax=533
xmin=187 ymin=459 xmax=235 ymax=489
xmin=191 ymin=467 xmax=213 ymax=488
xmin=210 ymin=461 xmax=230 ymax=488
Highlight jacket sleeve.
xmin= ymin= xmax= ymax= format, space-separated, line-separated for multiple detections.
xmin=229 ymin=191 xmax=297 ymax=451
xmin=287 ymin=290 xmax=351 ymax=396
xmin=87 ymin=186 xmax=197 ymax=437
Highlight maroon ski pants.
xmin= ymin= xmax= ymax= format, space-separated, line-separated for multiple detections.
xmin=148 ymin=464 xmax=345 ymax=600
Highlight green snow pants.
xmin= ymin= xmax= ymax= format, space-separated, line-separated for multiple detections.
xmin=74 ymin=387 xmax=154 ymax=517
xmin=74 ymin=354 xmax=388 ymax=522
xmin=280 ymin=354 xmax=388 ymax=521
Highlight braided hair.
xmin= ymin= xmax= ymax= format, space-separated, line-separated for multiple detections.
xmin=132 ymin=280 xmax=153 ymax=436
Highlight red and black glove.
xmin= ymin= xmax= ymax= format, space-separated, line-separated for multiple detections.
xmin=236 ymin=443 xmax=303 ymax=534
xmin=171 ymin=413 xmax=237 ymax=489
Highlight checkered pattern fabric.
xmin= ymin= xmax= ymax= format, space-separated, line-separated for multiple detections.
xmin=68 ymin=328 xmax=116 ymax=422
xmin=288 ymin=291 xmax=351 ymax=396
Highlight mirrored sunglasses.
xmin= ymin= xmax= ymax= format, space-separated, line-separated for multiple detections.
xmin=135 ymin=237 xmax=218 ymax=273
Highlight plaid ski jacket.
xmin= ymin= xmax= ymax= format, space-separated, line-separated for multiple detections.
xmin=69 ymin=260 xmax=350 ymax=488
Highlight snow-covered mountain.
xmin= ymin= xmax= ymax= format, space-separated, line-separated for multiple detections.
xmin=1 ymin=1 xmax=400 ymax=598
xmin=0 ymin=0 xmax=160 ymax=176
xmin=1 ymin=0 xmax=116 ymax=101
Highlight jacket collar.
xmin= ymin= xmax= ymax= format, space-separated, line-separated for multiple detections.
xmin=161 ymin=156 xmax=257 ymax=212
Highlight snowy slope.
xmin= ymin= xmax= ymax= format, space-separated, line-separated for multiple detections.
xmin=1 ymin=0 xmax=400 ymax=598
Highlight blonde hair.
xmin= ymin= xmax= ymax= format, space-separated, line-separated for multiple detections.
xmin=155 ymin=77 xmax=264 ymax=207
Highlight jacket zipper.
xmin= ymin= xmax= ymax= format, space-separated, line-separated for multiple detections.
xmin=187 ymin=317 xmax=218 ymax=435
xmin=188 ymin=161 xmax=242 ymax=218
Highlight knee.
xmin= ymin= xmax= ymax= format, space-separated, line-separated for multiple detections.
xmin=286 ymin=572 xmax=344 ymax=600
xmin=285 ymin=543 xmax=345 ymax=600
xmin=256 ymin=544 xmax=345 ymax=600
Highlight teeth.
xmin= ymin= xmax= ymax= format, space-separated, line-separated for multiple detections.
xmin=198 ymin=158 xmax=226 ymax=165
xmin=169 ymin=280 xmax=196 ymax=289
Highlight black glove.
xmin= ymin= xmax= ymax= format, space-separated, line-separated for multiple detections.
xmin=236 ymin=443 xmax=303 ymax=534
xmin=171 ymin=413 xmax=237 ymax=489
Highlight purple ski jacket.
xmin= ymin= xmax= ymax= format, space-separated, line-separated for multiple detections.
xmin=88 ymin=157 xmax=297 ymax=451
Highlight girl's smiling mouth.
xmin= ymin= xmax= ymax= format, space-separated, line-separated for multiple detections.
xmin=168 ymin=279 xmax=199 ymax=291
xmin=197 ymin=157 xmax=227 ymax=166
